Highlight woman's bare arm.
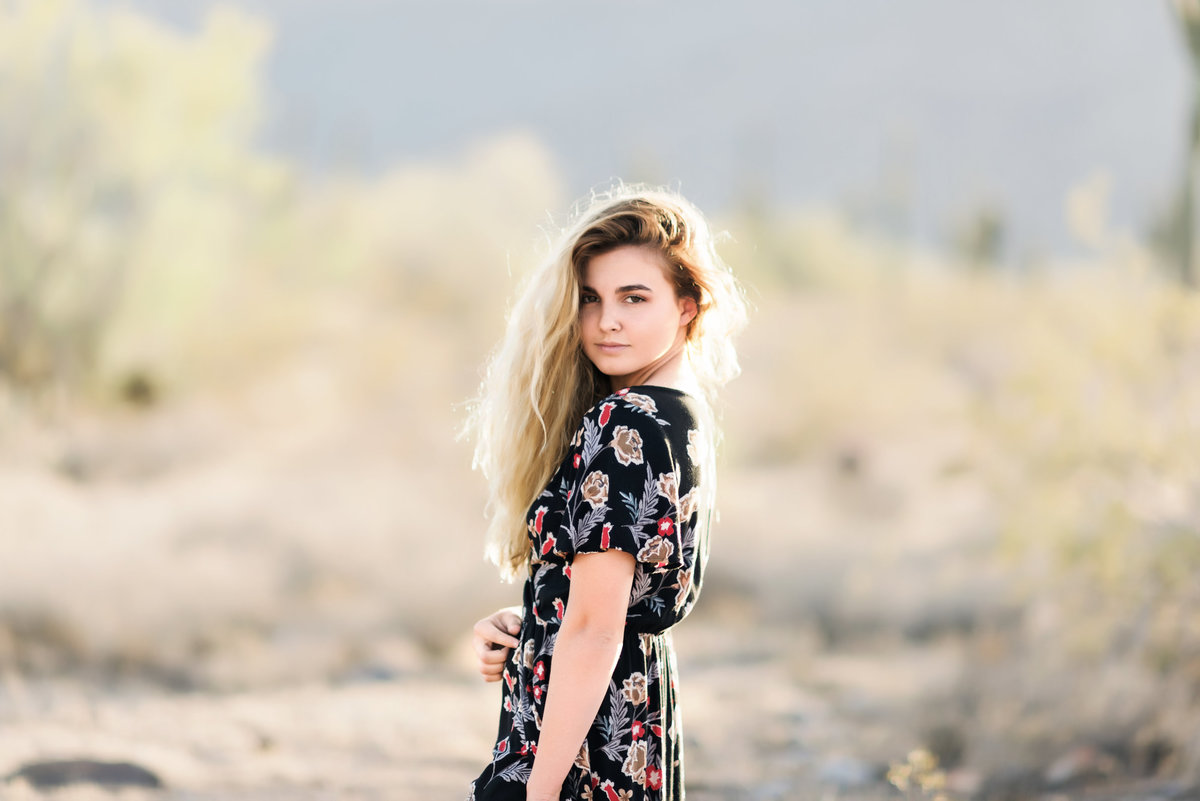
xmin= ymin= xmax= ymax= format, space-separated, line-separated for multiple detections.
xmin=525 ymin=550 xmax=635 ymax=801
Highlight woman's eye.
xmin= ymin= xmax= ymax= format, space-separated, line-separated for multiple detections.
xmin=624 ymin=295 xmax=646 ymax=304
xmin=580 ymin=294 xmax=598 ymax=304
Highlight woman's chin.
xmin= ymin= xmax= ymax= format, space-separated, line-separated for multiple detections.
xmin=587 ymin=356 xmax=634 ymax=378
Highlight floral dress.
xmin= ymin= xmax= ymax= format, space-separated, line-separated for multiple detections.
xmin=469 ymin=385 xmax=711 ymax=801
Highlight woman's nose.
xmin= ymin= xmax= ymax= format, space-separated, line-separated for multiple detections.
xmin=598 ymin=303 xmax=620 ymax=331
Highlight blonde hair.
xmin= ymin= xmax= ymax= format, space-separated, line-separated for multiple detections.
xmin=466 ymin=184 xmax=747 ymax=581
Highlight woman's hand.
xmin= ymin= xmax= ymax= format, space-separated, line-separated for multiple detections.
xmin=471 ymin=606 xmax=522 ymax=682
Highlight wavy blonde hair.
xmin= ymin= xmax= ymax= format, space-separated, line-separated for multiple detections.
xmin=466 ymin=184 xmax=747 ymax=581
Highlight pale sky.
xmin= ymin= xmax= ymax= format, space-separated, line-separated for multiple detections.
xmin=106 ymin=0 xmax=1191 ymax=257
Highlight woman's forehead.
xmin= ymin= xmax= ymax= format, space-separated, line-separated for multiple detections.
xmin=581 ymin=246 xmax=672 ymax=288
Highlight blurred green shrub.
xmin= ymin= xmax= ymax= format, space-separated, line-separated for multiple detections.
xmin=0 ymin=0 xmax=564 ymax=409
xmin=0 ymin=0 xmax=278 ymax=402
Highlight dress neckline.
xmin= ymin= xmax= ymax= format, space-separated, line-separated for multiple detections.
xmin=614 ymin=384 xmax=696 ymax=401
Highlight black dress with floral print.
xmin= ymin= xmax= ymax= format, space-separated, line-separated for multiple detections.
xmin=469 ymin=385 xmax=710 ymax=801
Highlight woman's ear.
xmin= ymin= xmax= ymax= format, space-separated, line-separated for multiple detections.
xmin=679 ymin=296 xmax=698 ymax=327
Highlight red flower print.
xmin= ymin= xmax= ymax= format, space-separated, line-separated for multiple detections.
xmin=503 ymin=670 xmax=514 ymax=691
xmin=600 ymin=780 xmax=619 ymax=801
xmin=650 ymin=724 xmax=663 ymax=737
xmin=553 ymin=597 xmax=565 ymax=620
xmin=573 ymin=453 xmax=582 ymax=468
xmin=541 ymin=534 xmax=556 ymax=555
xmin=630 ymin=720 xmax=644 ymax=739
xmin=533 ymin=685 xmax=542 ymax=700
xmin=496 ymin=739 xmax=507 ymax=754
xmin=657 ymin=517 xmax=674 ymax=536
xmin=533 ymin=506 xmax=547 ymax=534
xmin=535 ymin=660 xmax=546 ymax=680
xmin=646 ymin=765 xmax=662 ymax=790
xmin=564 ymin=565 xmax=572 ymax=579
xmin=617 ymin=387 xmax=629 ymax=396
xmin=600 ymin=523 xmax=612 ymax=550
xmin=598 ymin=402 xmax=616 ymax=427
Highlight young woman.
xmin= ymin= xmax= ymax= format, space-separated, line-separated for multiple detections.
xmin=466 ymin=186 xmax=746 ymax=801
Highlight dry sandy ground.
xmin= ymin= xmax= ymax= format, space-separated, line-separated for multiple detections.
xmin=0 ymin=621 xmax=965 ymax=801
xmin=4 ymin=627 xmax=1190 ymax=801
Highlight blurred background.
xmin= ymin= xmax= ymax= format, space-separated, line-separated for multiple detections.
xmin=2 ymin=1 xmax=1200 ymax=799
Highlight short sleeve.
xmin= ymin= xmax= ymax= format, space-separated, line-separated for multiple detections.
xmin=565 ymin=397 xmax=685 ymax=571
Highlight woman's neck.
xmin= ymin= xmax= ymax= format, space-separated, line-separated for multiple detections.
xmin=610 ymin=342 xmax=698 ymax=395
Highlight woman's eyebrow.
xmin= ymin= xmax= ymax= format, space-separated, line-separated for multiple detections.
xmin=579 ymin=284 xmax=655 ymax=293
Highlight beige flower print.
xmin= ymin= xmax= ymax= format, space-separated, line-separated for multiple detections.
xmin=655 ymin=471 xmax=678 ymax=505
xmin=621 ymin=672 xmax=648 ymax=705
xmin=580 ymin=470 xmax=609 ymax=509
xmin=637 ymin=535 xmax=675 ymax=565
xmin=622 ymin=392 xmax=658 ymax=414
xmin=574 ymin=741 xmax=591 ymax=772
xmin=686 ymin=428 xmax=702 ymax=463
xmin=522 ymin=639 xmax=535 ymax=670
xmin=611 ymin=426 xmax=644 ymax=466
xmin=622 ymin=739 xmax=648 ymax=786
xmin=673 ymin=569 xmax=692 ymax=611
xmin=677 ymin=487 xmax=699 ymax=520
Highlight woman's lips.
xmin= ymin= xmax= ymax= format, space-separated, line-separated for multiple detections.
xmin=597 ymin=343 xmax=628 ymax=354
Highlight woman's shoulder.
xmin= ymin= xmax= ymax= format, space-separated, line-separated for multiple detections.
xmin=572 ymin=385 xmax=702 ymax=458
xmin=583 ymin=385 xmax=697 ymax=427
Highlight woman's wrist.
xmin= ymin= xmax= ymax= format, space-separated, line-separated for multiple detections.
xmin=524 ymin=783 xmax=557 ymax=801
xmin=525 ymin=764 xmax=560 ymax=800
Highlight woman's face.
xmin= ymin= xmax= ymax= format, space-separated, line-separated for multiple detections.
xmin=578 ymin=245 xmax=697 ymax=389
